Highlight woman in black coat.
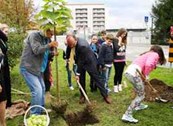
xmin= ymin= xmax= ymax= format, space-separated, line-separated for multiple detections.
xmin=0 ymin=23 xmax=9 ymax=126
xmin=0 ymin=24 xmax=11 ymax=108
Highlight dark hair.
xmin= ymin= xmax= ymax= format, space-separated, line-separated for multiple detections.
xmin=91 ymin=34 xmax=97 ymax=38
xmin=66 ymin=34 xmax=77 ymax=42
xmin=100 ymin=30 xmax=106 ymax=35
xmin=149 ymin=45 xmax=166 ymax=65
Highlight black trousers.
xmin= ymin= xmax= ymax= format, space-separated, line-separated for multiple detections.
xmin=90 ymin=65 xmax=99 ymax=91
xmin=90 ymin=76 xmax=97 ymax=91
xmin=113 ymin=62 xmax=125 ymax=85
xmin=3 ymin=64 xmax=11 ymax=107
xmin=79 ymin=63 xmax=108 ymax=98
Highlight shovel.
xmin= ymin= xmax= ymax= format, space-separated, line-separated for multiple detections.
xmin=136 ymin=69 xmax=168 ymax=103
xmin=136 ymin=69 xmax=158 ymax=93
xmin=77 ymin=80 xmax=91 ymax=105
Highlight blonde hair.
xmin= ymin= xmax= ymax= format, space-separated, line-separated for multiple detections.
xmin=106 ymin=34 xmax=114 ymax=40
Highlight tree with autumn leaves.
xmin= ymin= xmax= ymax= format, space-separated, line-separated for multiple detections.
xmin=0 ymin=0 xmax=35 ymax=67
xmin=0 ymin=0 xmax=72 ymax=68
xmin=0 ymin=0 xmax=34 ymax=32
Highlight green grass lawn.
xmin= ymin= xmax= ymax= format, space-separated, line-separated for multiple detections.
xmin=7 ymin=50 xmax=173 ymax=126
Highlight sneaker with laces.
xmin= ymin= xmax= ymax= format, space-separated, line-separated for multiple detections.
xmin=69 ymin=86 xmax=74 ymax=90
xmin=107 ymin=88 xmax=111 ymax=93
xmin=113 ymin=85 xmax=119 ymax=93
xmin=122 ymin=114 xmax=138 ymax=123
xmin=135 ymin=103 xmax=148 ymax=111
xmin=118 ymin=84 xmax=122 ymax=91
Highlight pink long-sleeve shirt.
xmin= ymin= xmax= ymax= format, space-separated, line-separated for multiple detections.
xmin=133 ymin=51 xmax=159 ymax=76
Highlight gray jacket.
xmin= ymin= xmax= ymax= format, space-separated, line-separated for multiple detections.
xmin=20 ymin=31 xmax=50 ymax=76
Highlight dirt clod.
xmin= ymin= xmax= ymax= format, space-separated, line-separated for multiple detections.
xmin=144 ymin=79 xmax=173 ymax=102
xmin=131 ymin=79 xmax=173 ymax=102
xmin=51 ymin=100 xmax=68 ymax=116
xmin=65 ymin=104 xmax=99 ymax=126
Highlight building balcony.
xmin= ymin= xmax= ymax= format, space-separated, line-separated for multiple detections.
xmin=93 ymin=8 xmax=105 ymax=11
xmin=75 ymin=9 xmax=87 ymax=13
xmin=76 ymin=19 xmax=88 ymax=22
xmin=94 ymin=22 xmax=105 ymax=25
xmin=76 ymin=15 xmax=88 ymax=18
xmin=93 ymin=17 xmax=105 ymax=21
xmin=76 ymin=25 xmax=88 ymax=28
xmin=76 ymin=22 xmax=88 ymax=25
xmin=93 ymin=14 xmax=105 ymax=17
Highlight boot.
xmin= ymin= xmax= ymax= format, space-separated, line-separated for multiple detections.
xmin=113 ymin=85 xmax=119 ymax=93
xmin=79 ymin=96 xmax=85 ymax=104
xmin=103 ymin=96 xmax=111 ymax=104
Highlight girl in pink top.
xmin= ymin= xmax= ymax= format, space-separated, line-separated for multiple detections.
xmin=122 ymin=45 xmax=166 ymax=123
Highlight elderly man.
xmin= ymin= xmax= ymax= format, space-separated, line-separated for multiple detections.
xmin=66 ymin=35 xmax=111 ymax=104
xmin=20 ymin=27 xmax=58 ymax=114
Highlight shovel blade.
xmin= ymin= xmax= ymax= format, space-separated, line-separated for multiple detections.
xmin=155 ymin=97 xmax=169 ymax=103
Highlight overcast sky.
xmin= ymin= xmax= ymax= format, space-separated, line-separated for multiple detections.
xmin=34 ymin=0 xmax=156 ymax=29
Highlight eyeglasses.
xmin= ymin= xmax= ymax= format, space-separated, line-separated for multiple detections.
xmin=4 ymin=30 xmax=8 ymax=33
xmin=3 ymin=30 xmax=8 ymax=35
xmin=49 ymin=31 xmax=54 ymax=36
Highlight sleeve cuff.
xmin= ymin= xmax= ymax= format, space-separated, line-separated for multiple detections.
xmin=76 ymin=73 xmax=80 ymax=76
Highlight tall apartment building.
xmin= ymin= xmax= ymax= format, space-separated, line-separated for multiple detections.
xmin=67 ymin=3 xmax=105 ymax=33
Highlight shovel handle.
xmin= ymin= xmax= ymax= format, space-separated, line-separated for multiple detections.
xmin=136 ymin=69 xmax=158 ymax=93
xmin=136 ymin=69 xmax=146 ymax=81
xmin=77 ymin=80 xmax=91 ymax=104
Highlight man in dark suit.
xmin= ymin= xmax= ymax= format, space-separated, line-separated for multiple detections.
xmin=66 ymin=35 xmax=111 ymax=104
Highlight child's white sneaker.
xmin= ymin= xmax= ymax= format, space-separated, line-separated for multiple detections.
xmin=118 ymin=84 xmax=122 ymax=91
xmin=69 ymin=86 xmax=74 ymax=90
xmin=135 ymin=103 xmax=148 ymax=111
xmin=123 ymin=81 xmax=128 ymax=88
xmin=113 ymin=86 xmax=119 ymax=93
xmin=122 ymin=114 xmax=138 ymax=123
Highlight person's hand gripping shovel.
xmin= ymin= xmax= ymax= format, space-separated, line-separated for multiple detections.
xmin=136 ymin=69 xmax=168 ymax=103
xmin=76 ymin=76 xmax=99 ymax=118
xmin=76 ymin=79 xmax=91 ymax=105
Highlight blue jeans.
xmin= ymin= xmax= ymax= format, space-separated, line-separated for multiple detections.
xmin=66 ymin=63 xmax=77 ymax=87
xmin=100 ymin=66 xmax=112 ymax=89
xmin=20 ymin=68 xmax=45 ymax=114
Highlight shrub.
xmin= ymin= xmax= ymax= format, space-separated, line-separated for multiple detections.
xmin=7 ymin=31 xmax=26 ymax=68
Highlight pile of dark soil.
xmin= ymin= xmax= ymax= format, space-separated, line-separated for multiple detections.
xmin=51 ymin=100 xmax=68 ymax=116
xmin=65 ymin=104 xmax=99 ymax=126
xmin=144 ymin=79 xmax=173 ymax=102
xmin=51 ymin=100 xmax=99 ymax=126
